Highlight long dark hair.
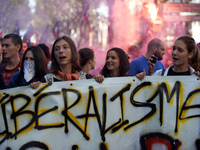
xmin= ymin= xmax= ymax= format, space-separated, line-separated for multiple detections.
xmin=20 ymin=46 xmax=48 ymax=82
xmin=38 ymin=43 xmax=50 ymax=60
xmin=176 ymin=36 xmax=200 ymax=71
xmin=51 ymin=36 xmax=80 ymax=74
xmin=100 ymin=47 xmax=130 ymax=77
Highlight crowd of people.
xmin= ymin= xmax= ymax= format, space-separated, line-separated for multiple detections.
xmin=0 ymin=33 xmax=200 ymax=90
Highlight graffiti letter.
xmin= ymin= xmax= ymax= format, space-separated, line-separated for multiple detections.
xmin=125 ymin=82 xmax=156 ymax=130
xmin=180 ymin=88 xmax=200 ymax=120
xmin=62 ymin=88 xmax=89 ymax=140
xmin=106 ymin=84 xmax=131 ymax=133
xmin=9 ymin=94 xmax=35 ymax=139
xmin=35 ymin=91 xmax=64 ymax=130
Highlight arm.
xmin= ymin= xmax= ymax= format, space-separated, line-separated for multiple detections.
xmin=136 ymin=69 xmax=146 ymax=81
xmin=147 ymin=60 xmax=155 ymax=76
xmin=93 ymin=75 xmax=104 ymax=84
xmin=194 ymin=71 xmax=200 ymax=77
xmin=8 ymin=72 xmax=20 ymax=88
xmin=147 ymin=55 xmax=157 ymax=76
xmin=30 ymin=81 xmax=42 ymax=89
xmin=30 ymin=75 xmax=47 ymax=89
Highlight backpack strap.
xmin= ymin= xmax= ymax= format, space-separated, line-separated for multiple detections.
xmin=161 ymin=69 xmax=166 ymax=76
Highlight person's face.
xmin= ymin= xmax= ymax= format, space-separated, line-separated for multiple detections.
xmin=54 ymin=39 xmax=72 ymax=66
xmin=154 ymin=42 xmax=165 ymax=60
xmin=2 ymin=38 xmax=20 ymax=59
xmin=24 ymin=51 xmax=34 ymax=62
xmin=106 ymin=51 xmax=120 ymax=73
xmin=172 ymin=40 xmax=193 ymax=67
xmin=22 ymin=42 xmax=28 ymax=53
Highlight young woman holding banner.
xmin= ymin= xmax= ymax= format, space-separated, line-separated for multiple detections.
xmin=150 ymin=36 xmax=200 ymax=76
xmin=78 ymin=47 xmax=96 ymax=79
xmin=94 ymin=47 xmax=146 ymax=83
xmin=30 ymin=36 xmax=81 ymax=88
xmin=8 ymin=46 xmax=48 ymax=88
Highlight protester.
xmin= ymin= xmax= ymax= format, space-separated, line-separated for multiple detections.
xmin=0 ymin=33 xmax=22 ymax=88
xmin=37 ymin=43 xmax=51 ymax=62
xmin=19 ymin=41 xmax=28 ymax=59
xmin=78 ymin=48 xmax=96 ymax=79
xmin=0 ymin=37 xmax=7 ymax=65
xmin=8 ymin=46 xmax=48 ymax=88
xmin=190 ymin=42 xmax=200 ymax=71
xmin=94 ymin=47 xmax=146 ymax=83
xmin=30 ymin=36 xmax=81 ymax=88
xmin=38 ymin=43 xmax=51 ymax=69
xmin=128 ymin=38 xmax=165 ymax=76
xmin=152 ymin=36 xmax=200 ymax=76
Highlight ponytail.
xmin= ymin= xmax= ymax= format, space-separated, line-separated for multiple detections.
xmin=190 ymin=45 xmax=200 ymax=71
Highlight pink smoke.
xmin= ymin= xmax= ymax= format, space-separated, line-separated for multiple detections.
xmin=90 ymin=0 xmax=161 ymax=76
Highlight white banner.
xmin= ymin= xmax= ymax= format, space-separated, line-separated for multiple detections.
xmin=0 ymin=76 xmax=200 ymax=150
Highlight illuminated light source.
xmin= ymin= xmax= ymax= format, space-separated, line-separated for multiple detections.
xmin=152 ymin=16 xmax=163 ymax=32
xmin=167 ymin=36 xmax=175 ymax=41
xmin=128 ymin=0 xmax=135 ymax=9
xmin=128 ymin=0 xmax=136 ymax=15
xmin=153 ymin=17 xmax=162 ymax=25
xmin=126 ymin=0 xmax=143 ymax=15
xmin=145 ymin=3 xmax=158 ymax=21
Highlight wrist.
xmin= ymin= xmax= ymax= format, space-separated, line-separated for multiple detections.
xmin=148 ymin=71 xmax=153 ymax=75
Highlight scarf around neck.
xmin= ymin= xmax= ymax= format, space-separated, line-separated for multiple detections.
xmin=58 ymin=71 xmax=79 ymax=81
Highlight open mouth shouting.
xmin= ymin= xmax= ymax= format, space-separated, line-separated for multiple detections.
xmin=173 ymin=57 xmax=178 ymax=62
xmin=59 ymin=56 xmax=66 ymax=61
